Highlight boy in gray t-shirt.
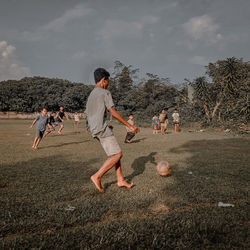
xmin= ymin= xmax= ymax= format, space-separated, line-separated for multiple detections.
xmin=86 ymin=68 xmax=139 ymax=193
xmin=30 ymin=108 xmax=51 ymax=149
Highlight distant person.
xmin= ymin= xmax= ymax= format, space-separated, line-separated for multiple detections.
xmin=86 ymin=68 xmax=139 ymax=193
xmin=172 ymin=108 xmax=180 ymax=132
xmin=152 ymin=114 xmax=159 ymax=134
xmin=124 ymin=114 xmax=136 ymax=143
xmin=159 ymin=110 xmax=168 ymax=135
xmin=56 ymin=106 xmax=66 ymax=134
xmin=30 ymin=108 xmax=51 ymax=149
xmin=73 ymin=112 xmax=80 ymax=130
xmin=43 ymin=111 xmax=57 ymax=137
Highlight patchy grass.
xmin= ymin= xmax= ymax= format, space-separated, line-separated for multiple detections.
xmin=0 ymin=120 xmax=249 ymax=249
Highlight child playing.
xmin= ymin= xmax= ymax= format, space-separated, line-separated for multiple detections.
xmin=86 ymin=68 xmax=139 ymax=193
xmin=30 ymin=108 xmax=51 ymax=149
xmin=124 ymin=114 xmax=136 ymax=143
xmin=73 ymin=112 xmax=80 ymax=130
xmin=56 ymin=106 xmax=66 ymax=134
xmin=172 ymin=108 xmax=180 ymax=132
xmin=152 ymin=114 xmax=159 ymax=134
xmin=43 ymin=111 xmax=57 ymax=137
xmin=159 ymin=110 xmax=168 ymax=135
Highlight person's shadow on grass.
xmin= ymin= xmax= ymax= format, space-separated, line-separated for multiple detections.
xmin=129 ymin=137 xmax=147 ymax=143
xmin=126 ymin=152 xmax=157 ymax=182
xmin=40 ymin=140 xmax=90 ymax=149
xmin=104 ymin=152 xmax=157 ymax=190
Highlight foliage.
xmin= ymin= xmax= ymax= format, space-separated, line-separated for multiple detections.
xmin=0 ymin=57 xmax=249 ymax=128
xmin=192 ymin=57 xmax=250 ymax=126
xmin=0 ymin=76 xmax=93 ymax=112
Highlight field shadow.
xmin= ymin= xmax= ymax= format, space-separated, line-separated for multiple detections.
xmin=103 ymin=152 xmax=157 ymax=190
xmin=126 ymin=152 xmax=157 ymax=182
xmin=129 ymin=137 xmax=147 ymax=143
xmin=0 ymin=155 xmax=100 ymax=191
xmin=40 ymin=139 xmax=90 ymax=149
xmin=166 ymin=138 xmax=250 ymax=205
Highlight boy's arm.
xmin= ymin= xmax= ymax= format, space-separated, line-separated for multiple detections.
xmin=30 ymin=119 xmax=37 ymax=128
xmin=57 ymin=113 xmax=63 ymax=122
xmin=47 ymin=120 xmax=52 ymax=129
xmin=109 ymin=107 xmax=139 ymax=133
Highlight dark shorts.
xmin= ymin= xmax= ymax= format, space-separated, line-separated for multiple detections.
xmin=55 ymin=121 xmax=63 ymax=126
xmin=125 ymin=132 xmax=135 ymax=142
xmin=36 ymin=129 xmax=45 ymax=139
xmin=47 ymin=124 xmax=56 ymax=130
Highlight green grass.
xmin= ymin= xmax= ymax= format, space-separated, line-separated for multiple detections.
xmin=0 ymin=120 xmax=249 ymax=249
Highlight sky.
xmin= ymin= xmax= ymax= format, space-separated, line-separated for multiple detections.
xmin=0 ymin=0 xmax=249 ymax=84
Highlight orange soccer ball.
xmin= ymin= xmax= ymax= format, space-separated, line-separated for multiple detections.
xmin=156 ymin=161 xmax=171 ymax=176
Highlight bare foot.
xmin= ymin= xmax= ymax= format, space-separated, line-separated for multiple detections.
xmin=91 ymin=175 xmax=104 ymax=193
xmin=58 ymin=131 xmax=62 ymax=135
xmin=117 ymin=180 xmax=134 ymax=189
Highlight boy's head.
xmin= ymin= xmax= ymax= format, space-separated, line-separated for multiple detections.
xmin=75 ymin=112 xmax=78 ymax=114
xmin=41 ymin=108 xmax=48 ymax=116
xmin=60 ymin=106 xmax=64 ymax=111
xmin=174 ymin=108 xmax=178 ymax=113
xmin=154 ymin=114 xmax=157 ymax=117
xmin=94 ymin=68 xmax=110 ymax=89
xmin=51 ymin=111 xmax=56 ymax=116
xmin=162 ymin=109 xmax=166 ymax=114
xmin=129 ymin=114 xmax=133 ymax=120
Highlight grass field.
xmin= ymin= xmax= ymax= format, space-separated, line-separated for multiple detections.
xmin=0 ymin=119 xmax=249 ymax=249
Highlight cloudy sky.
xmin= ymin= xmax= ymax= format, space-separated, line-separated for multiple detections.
xmin=0 ymin=0 xmax=249 ymax=83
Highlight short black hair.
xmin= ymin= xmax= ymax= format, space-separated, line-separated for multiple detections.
xmin=94 ymin=68 xmax=110 ymax=83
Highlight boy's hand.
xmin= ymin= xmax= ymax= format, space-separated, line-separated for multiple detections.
xmin=30 ymin=125 xmax=33 ymax=128
xmin=130 ymin=125 xmax=140 ymax=134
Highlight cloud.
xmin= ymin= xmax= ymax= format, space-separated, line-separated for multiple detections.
xmin=22 ymin=3 xmax=93 ymax=41
xmin=183 ymin=15 xmax=222 ymax=44
xmin=0 ymin=41 xmax=31 ymax=81
xmin=98 ymin=15 xmax=160 ymax=40
xmin=72 ymin=50 xmax=87 ymax=60
xmin=188 ymin=56 xmax=209 ymax=65
xmin=43 ymin=4 xmax=93 ymax=32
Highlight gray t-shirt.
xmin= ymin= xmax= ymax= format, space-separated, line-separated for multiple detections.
xmin=36 ymin=114 xmax=49 ymax=131
xmin=86 ymin=87 xmax=114 ymax=138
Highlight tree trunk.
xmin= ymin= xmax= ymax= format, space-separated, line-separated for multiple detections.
xmin=203 ymin=104 xmax=210 ymax=121
xmin=212 ymin=98 xmax=223 ymax=119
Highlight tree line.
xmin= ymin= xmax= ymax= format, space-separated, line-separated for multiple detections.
xmin=0 ymin=57 xmax=249 ymax=128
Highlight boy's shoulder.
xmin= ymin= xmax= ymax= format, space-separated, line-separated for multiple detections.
xmin=92 ymin=87 xmax=111 ymax=96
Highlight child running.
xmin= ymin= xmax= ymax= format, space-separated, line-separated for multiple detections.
xmin=30 ymin=108 xmax=51 ymax=149
xmin=172 ymin=108 xmax=180 ymax=132
xmin=152 ymin=114 xmax=159 ymax=134
xmin=124 ymin=114 xmax=136 ymax=143
xmin=43 ymin=111 xmax=57 ymax=137
xmin=86 ymin=68 xmax=139 ymax=193
xmin=56 ymin=106 xmax=66 ymax=134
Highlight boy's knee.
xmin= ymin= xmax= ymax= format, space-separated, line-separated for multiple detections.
xmin=114 ymin=151 xmax=123 ymax=159
xmin=119 ymin=152 xmax=123 ymax=158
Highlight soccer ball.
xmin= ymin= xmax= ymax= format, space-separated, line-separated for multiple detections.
xmin=156 ymin=161 xmax=171 ymax=176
